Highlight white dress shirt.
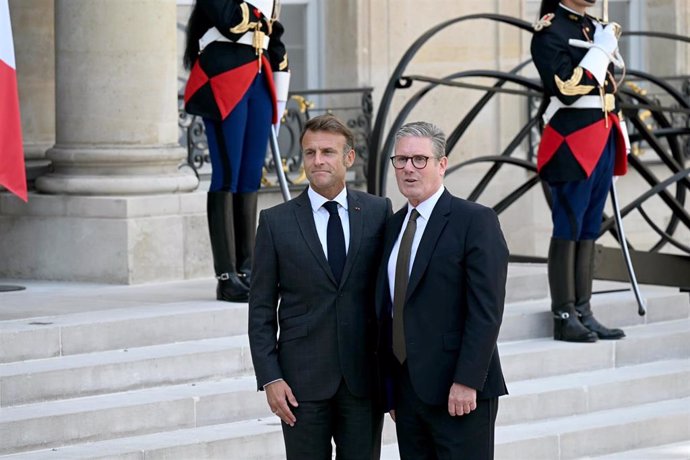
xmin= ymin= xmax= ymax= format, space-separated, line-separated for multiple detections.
xmin=387 ymin=185 xmax=445 ymax=303
xmin=308 ymin=186 xmax=350 ymax=258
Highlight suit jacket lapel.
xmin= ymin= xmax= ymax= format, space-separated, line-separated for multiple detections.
xmin=406 ymin=190 xmax=451 ymax=299
xmin=339 ymin=191 xmax=362 ymax=287
xmin=294 ymin=189 xmax=337 ymax=284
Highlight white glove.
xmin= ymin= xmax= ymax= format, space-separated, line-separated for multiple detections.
xmin=593 ymin=23 xmax=618 ymax=55
xmin=579 ymin=23 xmax=619 ymax=86
xmin=274 ymin=99 xmax=287 ymax=133
xmin=272 ymin=71 xmax=290 ymax=133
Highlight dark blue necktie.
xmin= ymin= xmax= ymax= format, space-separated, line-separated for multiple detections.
xmin=324 ymin=201 xmax=346 ymax=284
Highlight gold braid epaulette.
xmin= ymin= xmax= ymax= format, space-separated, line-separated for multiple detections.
xmin=533 ymin=13 xmax=555 ymax=32
xmin=229 ymin=3 xmax=251 ymax=34
xmin=555 ymin=67 xmax=595 ymax=96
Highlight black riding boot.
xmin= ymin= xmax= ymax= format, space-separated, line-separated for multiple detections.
xmin=549 ymin=238 xmax=597 ymax=343
xmin=574 ymin=240 xmax=625 ymax=340
xmin=233 ymin=192 xmax=258 ymax=288
xmin=207 ymin=192 xmax=250 ymax=302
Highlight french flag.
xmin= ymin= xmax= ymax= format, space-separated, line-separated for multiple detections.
xmin=0 ymin=0 xmax=27 ymax=202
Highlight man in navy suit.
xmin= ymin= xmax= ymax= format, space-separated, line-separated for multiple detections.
xmin=249 ymin=114 xmax=391 ymax=459
xmin=377 ymin=121 xmax=509 ymax=459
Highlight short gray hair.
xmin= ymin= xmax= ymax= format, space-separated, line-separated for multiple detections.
xmin=394 ymin=121 xmax=447 ymax=159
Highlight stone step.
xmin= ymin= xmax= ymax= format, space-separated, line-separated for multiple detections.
xmin=499 ymin=318 xmax=690 ymax=381
xmin=0 ymin=300 xmax=247 ymax=364
xmin=584 ymin=440 xmax=690 ymax=459
xmin=498 ymin=358 xmax=690 ymax=425
xmin=4 ymin=397 xmax=688 ymax=459
xmin=0 ymin=376 xmax=268 ymax=455
xmin=2 ymin=317 xmax=687 ymax=408
xmin=1 ymin=347 xmax=687 ymax=454
xmin=1 ymin=280 xmax=685 ymax=368
xmin=3 ymin=356 xmax=685 ymax=454
xmin=0 ymin=418 xmax=285 ymax=460
xmin=0 ymin=336 xmax=252 ymax=406
xmin=495 ymin=397 xmax=690 ymax=459
xmin=380 ymin=398 xmax=690 ymax=460
xmin=0 ymin=266 xmax=544 ymax=365
xmin=505 ymin=263 xmax=549 ymax=302
xmin=499 ymin=285 xmax=689 ymax=342
xmin=377 ymin=358 xmax=690 ymax=445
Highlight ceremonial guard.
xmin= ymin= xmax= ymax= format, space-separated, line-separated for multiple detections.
xmin=183 ymin=0 xmax=290 ymax=302
xmin=531 ymin=0 xmax=629 ymax=342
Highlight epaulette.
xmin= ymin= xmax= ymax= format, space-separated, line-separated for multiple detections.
xmin=533 ymin=13 xmax=555 ymax=32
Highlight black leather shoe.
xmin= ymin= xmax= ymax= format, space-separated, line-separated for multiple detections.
xmin=553 ymin=307 xmax=598 ymax=342
xmin=577 ymin=306 xmax=626 ymax=340
xmin=237 ymin=271 xmax=251 ymax=289
xmin=216 ymin=273 xmax=249 ymax=302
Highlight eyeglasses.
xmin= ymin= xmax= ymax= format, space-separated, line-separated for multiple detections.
xmin=390 ymin=155 xmax=433 ymax=170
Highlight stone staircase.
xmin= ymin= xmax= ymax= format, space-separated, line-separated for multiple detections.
xmin=0 ymin=265 xmax=688 ymax=459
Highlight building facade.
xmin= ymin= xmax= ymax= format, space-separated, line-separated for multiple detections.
xmin=2 ymin=0 xmax=689 ymax=283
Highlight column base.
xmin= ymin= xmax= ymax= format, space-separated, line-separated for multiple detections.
xmin=0 ymin=192 xmax=211 ymax=284
xmin=35 ymin=145 xmax=199 ymax=196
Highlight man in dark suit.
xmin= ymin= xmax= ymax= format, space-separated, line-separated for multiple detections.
xmin=249 ymin=114 xmax=391 ymax=459
xmin=377 ymin=121 xmax=509 ymax=459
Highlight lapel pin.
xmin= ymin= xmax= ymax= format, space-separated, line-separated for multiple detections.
xmin=355 ymin=206 xmax=361 ymax=211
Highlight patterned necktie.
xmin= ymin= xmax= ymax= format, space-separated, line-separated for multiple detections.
xmin=323 ymin=201 xmax=346 ymax=284
xmin=392 ymin=208 xmax=420 ymax=364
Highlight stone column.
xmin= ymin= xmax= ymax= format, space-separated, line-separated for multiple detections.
xmin=35 ymin=0 xmax=198 ymax=195
xmin=9 ymin=0 xmax=54 ymax=184
xmin=0 ymin=0 xmax=207 ymax=284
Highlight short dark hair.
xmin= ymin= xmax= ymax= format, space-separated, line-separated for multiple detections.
xmin=300 ymin=115 xmax=354 ymax=152
xmin=539 ymin=0 xmax=560 ymax=17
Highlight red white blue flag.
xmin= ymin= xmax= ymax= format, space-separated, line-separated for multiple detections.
xmin=0 ymin=0 xmax=27 ymax=201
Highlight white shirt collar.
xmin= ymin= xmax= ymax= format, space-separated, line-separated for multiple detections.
xmin=308 ymin=186 xmax=349 ymax=212
xmin=559 ymin=3 xmax=584 ymax=17
xmin=407 ymin=185 xmax=444 ymax=221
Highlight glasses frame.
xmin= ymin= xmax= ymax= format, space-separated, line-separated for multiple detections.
xmin=389 ymin=155 xmax=434 ymax=170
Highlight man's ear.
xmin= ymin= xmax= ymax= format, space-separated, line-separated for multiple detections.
xmin=345 ymin=149 xmax=356 ymax=167
xmin=439 ymin=156 xmax=448 ymax=176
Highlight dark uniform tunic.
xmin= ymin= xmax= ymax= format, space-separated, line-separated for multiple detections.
xmin=184 ymin=0 xmax=289 ymax=192
xmin=531 ymin=4 xmax=628 ymax=240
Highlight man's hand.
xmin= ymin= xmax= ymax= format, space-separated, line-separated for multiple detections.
xmin=265 ymin=380 xmax=299 ymax=426
xmin=448 ymin=383 xmax=477 ymax=416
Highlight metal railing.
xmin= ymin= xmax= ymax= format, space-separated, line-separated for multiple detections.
xmin=178 ymin=87 xmax=373 ymax=190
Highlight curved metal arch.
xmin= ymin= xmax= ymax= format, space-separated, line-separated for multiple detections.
xmin=622 ymin=31 xmax=690 ymax=44
xmin=598 ymin=167 xmax=690 ymax=251
xmin=444 ymin=156 xmax=544 ymax=216
xmin=638 ymin=206 xmax=690 ymax=254
xmin=462 ymin=115 xmax=544 ymax=203
xmin=368 ymin=13 xmax=534 ymax=194
xmin=376 ymin=70 xmax=544 ymax=195
xmin=368 ymin=12 xmax=690 ymax=262
xmin=619 ymin=87 xmax=690 ymax=231
xmin=623 ymin=69 xmax=690 ymax=110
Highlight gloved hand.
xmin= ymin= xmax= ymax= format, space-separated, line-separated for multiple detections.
xmin=593 ymin=22 xmax=618 ymax=55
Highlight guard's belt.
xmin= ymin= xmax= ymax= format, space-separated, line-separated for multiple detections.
xmin=543 ymin=95 xmax=613 ymax=124
xmin=199 ymin=27 xmax=270 ymax=53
